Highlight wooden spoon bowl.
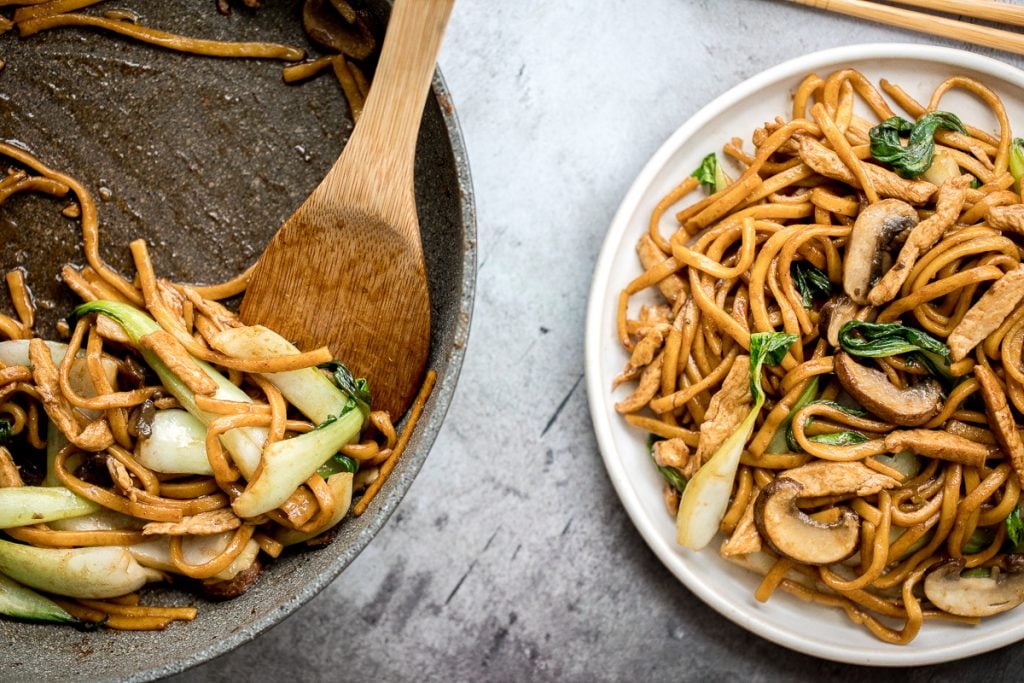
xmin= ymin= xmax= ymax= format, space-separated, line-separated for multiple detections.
xmin=241 ymin=0 xmax=454 ymax=417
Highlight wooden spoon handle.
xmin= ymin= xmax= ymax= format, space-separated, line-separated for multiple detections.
xmin=326 ymin=0 xmax=455 ymax=222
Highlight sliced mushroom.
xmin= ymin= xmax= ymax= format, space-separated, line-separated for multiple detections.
xmin=753 ymin=478 xmax=860 ymax=565
xmin=924 ymin=560 xmax=1024 ymax=617
xmin=868 ymin=175 xmax=972 ymax=306
xmin=818 ymin=294 xmax=859 ymax=347
xmin=202 ymin=558 xmax=262 ymax=600
xmin=303 ymin=0 xmax=376 ymax=60
xmin=843 ymin=199 xmax=918 ymax=304
xmin=834 ymin=351 xmax=942 ymax=427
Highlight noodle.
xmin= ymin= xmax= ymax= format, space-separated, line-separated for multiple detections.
xmin=0 ymin=0 xmax=432 ymax=632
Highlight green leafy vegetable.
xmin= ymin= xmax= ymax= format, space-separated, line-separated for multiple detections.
xmin=0 ymin=419 xmax=10 ymax=445
xmin=74 ymin=300 xmax=268 ymax=478
xmin=0 ymin=539 xmax=160 ymax=599
xmin=747 ymin=332 xmax=798 ymax=400
xmin=676 ymin=332 xmax=796 ymax=549
xmin=320 ymin=361 xmax=371 ymax=419
xmin=808 ymin=431 xmax=869 ymax=446
xmin=962 ymin=527 xmax=994 ymax=555
xmin=691 ymin=153 xmax=728 ymax=193
xmin=0 ymin=487 xmax=99 ymax=529
xmin=647 ymin=435 xmax=687 ymax=493
xmin=785 ymin=399 xmax=865 ymax=452
xmin=1007 ymin=505 xmax=1024 ymax=550
xmin=767 ymin=377 xmax=818 ymax=454
xmin=960 ymin=567 xmax=993 ymax=579
xmin=790 ymin=261 xmax=832 ymax=308
xmin=1011 ymin=138 xmax=1024 ymax=194
xmin=838 ymin=320 xmax=951 ymax=379
xmin=869 ymin=112 xmax=967 ymax=179
xmin=839 ymin=321 xmax=950 ymax=359
xmin=232 ymin=407 xmax=364 ymax=518
xmin=318 ymin=453 xmax=359 ymax=479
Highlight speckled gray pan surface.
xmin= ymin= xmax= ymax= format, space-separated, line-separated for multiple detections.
xmin=0 ymin=1 xmax=474 ymax=681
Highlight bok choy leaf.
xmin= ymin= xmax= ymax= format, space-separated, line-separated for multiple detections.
xmin=1011 ymin=138 xmax=1024 ymax=194
xmin=0 ymin=487 xmax=99 ymax=528
xmin=692 ymin=153 xmax=729 ymax=193
xmin=676 ymin=332 xmax=796 ymax=550
xmin=869 ymin=112 xmax=967 ymax=179
xmin=838 ymin=320 xmax=951 ymax=379
xmin=207 ymin=325 xmax=369 ymax=519
xmin=790 ymin=261 xmax=831 ymax=308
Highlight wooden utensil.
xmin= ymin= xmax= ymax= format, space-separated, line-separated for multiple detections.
xmin=241 ymin=0 xmax=454 ymax=417
xmin=786 ymin=0 xmax=1024 ymax=57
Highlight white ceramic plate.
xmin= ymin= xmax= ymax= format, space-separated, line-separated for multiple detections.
xmin=585 ymin=44 xmax=1024 ymax=666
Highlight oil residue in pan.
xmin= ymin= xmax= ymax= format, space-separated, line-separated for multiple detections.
xmin=1 ymin=3 xmax=354 ymax=337
xmin=0 ymin=3 xmax=471 ymax=680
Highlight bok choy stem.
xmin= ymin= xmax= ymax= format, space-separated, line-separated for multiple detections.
xmin=73 ymin=301 xmax=267 ymax=478
xmin=0 ymin=573 xmax=78 ymax=624
xmin=0 ymin=539 xmax=161 ymax=599
xmin=676 ymin=332 xmax=796 ymax=550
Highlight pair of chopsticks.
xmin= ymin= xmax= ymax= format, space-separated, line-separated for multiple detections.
xmin=785 ymin=0 xmax=1024 ymax=57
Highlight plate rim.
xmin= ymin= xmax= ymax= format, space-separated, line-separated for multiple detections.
xmin=584 ymin=42 xmax=1024 ymax=667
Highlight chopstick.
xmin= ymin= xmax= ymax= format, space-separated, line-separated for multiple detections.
xmin=784 ymin=0 xmax=1024 ymax=57
xmin=889 ymin=0 xmax=1024 ymax=29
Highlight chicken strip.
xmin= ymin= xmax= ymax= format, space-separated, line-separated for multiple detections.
xmin=975 ymin=364 xmax=1024 ymax=486
xmin=637 ymin=234 xmax=685 ymax=304
xmin=695 ymin=355 xmax=751 ymax=466
xmin=988 ymin=204 xmax=1024 ymax=235
xmin=797 ymin=135 xmax=937 ymax=205
xmin=867 ymin=174 xmax=972 ymax=305
xmin=948 ymin=264 xmax=1024 ymax=362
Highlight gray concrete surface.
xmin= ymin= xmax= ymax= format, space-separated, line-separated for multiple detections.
xmin=176 ymin=1 xmax=1024 ymax=680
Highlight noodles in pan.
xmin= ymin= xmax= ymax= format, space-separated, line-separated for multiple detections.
xmin=0 ymin=1 xmax=432 ymax=631
xmin=615 ymin=68 xmax=1024 ymax=643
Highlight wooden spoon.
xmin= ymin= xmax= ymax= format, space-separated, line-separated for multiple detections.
xmin=240 ymin=0 xmax=455 ymax=417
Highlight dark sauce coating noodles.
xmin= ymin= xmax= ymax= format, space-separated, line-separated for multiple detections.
xmin=0 ymin=0 xmax=431 ymax=631
xmin=615 ymin=68 xmax=1024 ymax=643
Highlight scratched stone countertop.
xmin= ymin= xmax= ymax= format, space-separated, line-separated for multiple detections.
xmin=176 ymin=1 xmax=1024 ymax=681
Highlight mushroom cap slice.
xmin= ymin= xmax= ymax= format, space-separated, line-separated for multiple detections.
xmin=753 ymin=478 xmax=860 ymax=565
xmin=924 ymin=560 xmax=1024 ymax=617
xmin=843 ymin=199 xmax=918 ymax=304
xmin=303 ymin=0 xmax=376 ymax=60
xmin=818 ymin=294 xmax=860 ymax=348
xmin=834 ymin=351 xmax=942 ymax=427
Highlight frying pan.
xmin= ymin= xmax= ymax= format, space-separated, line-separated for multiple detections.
xmin=0 ymin=1 xmax=475 ymax=680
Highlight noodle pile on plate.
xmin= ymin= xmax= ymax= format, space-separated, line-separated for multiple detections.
xmin=615 ymin=68 xmax=1024 ymax=643
xmin=0 ymin=1 xmax=434 ymax=631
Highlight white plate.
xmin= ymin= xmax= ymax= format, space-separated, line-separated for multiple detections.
xmin=585 ymin=44 xmax=1024 ymax=666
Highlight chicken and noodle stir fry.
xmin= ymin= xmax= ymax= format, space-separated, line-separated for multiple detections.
xmin=615 ymin=68 xmax=1024 ymax=643
xmin=0 ymin=0 xmax=433 ymax=631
